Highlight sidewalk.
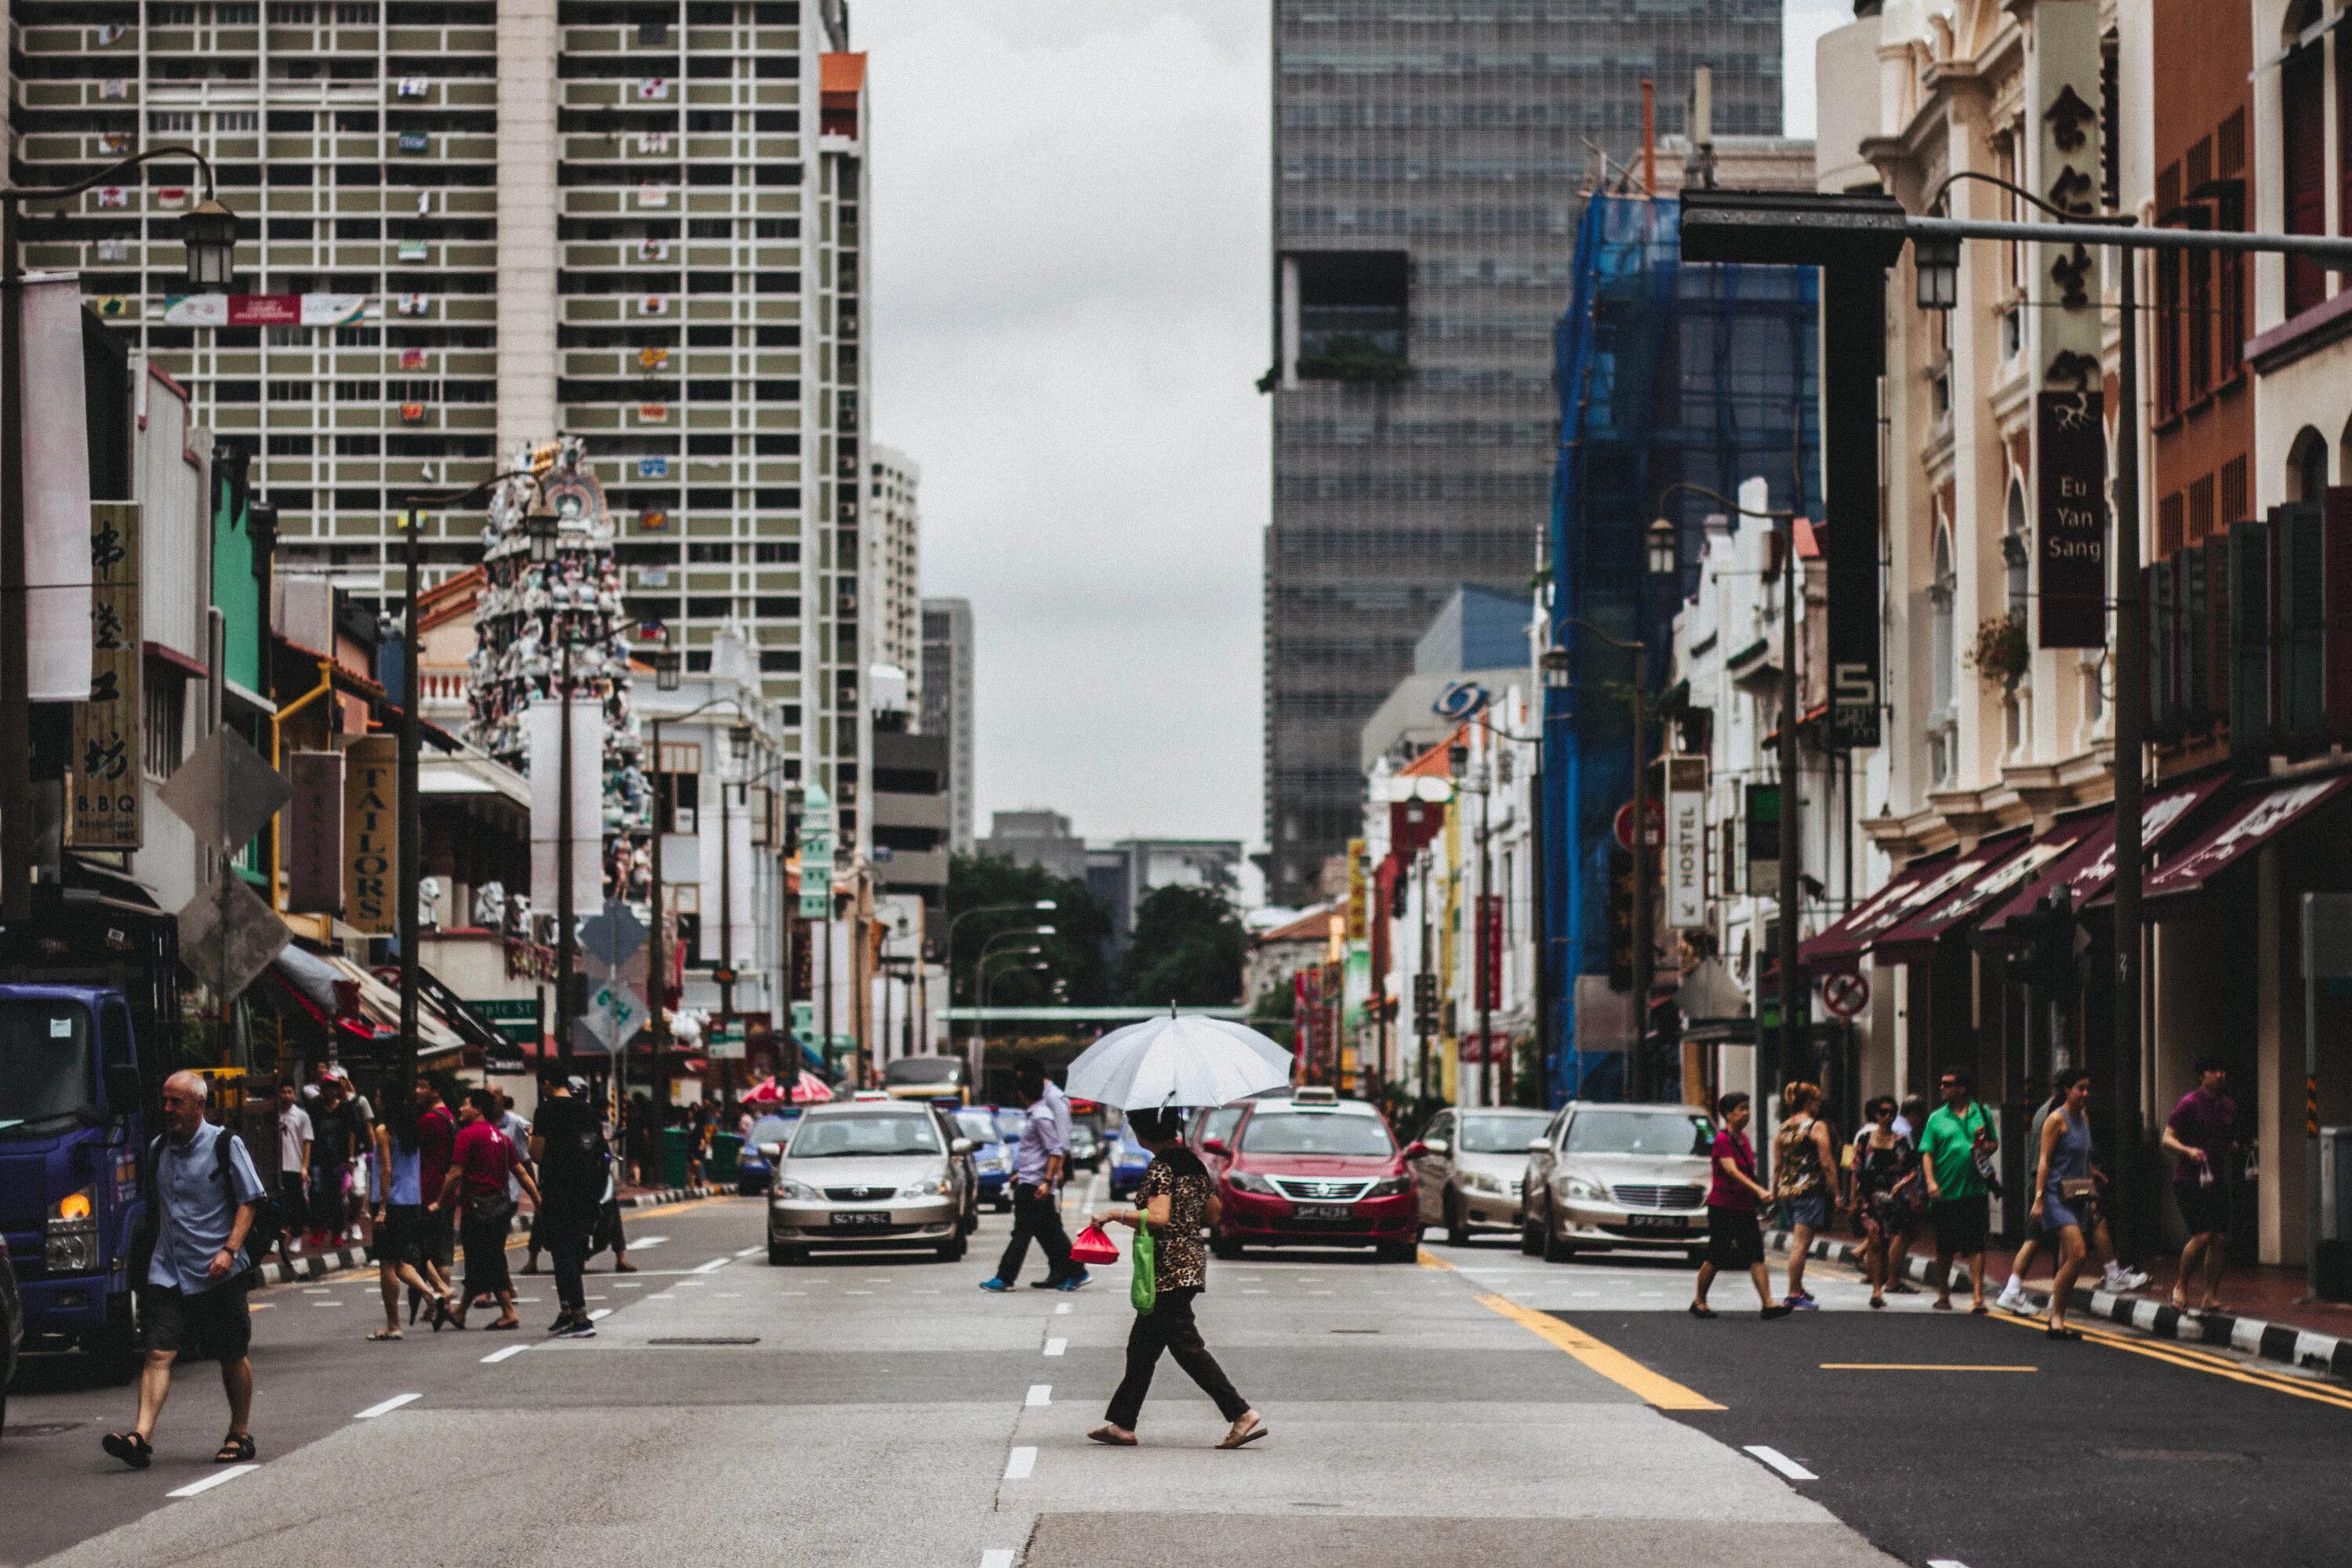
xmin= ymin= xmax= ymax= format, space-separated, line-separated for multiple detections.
xmin=1768 ymin=1226 xmax=2352 ymax=1384
xmin=252 ymin=1181 xmax=728 ymax=1287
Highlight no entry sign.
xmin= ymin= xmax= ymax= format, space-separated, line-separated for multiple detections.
xmin=1820 ymin=971 xmax=1871 ymax=1019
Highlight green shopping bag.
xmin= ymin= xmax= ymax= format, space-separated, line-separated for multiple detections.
xmin=1131 ymin=1219 xmax=1158 ymax=1314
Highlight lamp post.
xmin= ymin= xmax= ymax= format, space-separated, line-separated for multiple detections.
xmin=946 ymin=900 xmax=1058 ymax=1073
xmin=973 ymin=931 xmax=1052 ymax=1097
xmin=2 ymin=149 xmax=237 ymax=920
xmin=643 ymin=681 xmax=757 ymax=1108
xmin=521 ymin=507 xmax=583 ymax=1068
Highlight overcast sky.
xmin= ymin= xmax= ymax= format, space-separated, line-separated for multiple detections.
xmin=862 ymin=1 xmax=1853 ymax=887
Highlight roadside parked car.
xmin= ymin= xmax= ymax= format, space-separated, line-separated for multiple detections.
xmin=1409 ymin=1106 xmax=1552 ymax=1245
xmin=957 ymin=1107 xmax=1018 ymax=1210
xmin=738 ymin=1111 xmax=803 ymax=1195
xmin=1521 ymin=1101 xmax=1716 ymax=1264
xmin=1202 ymin=1087 xmax=1419 ymax=1261
xmin=880 ymin=1054 xmax=971 ymax=1105
xmin=1188 ymin=1103 xmax=1247 ymax=1182
xmin=1107 ymin=1121 xmax=1152 ymax=1199
xmin=1065 ymin=1122 xmax=1102 ymax=1172
xmin=767 ymin=1100 xmax=976 ymax=1265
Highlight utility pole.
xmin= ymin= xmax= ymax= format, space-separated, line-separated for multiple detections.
xmin=647 ymin=714 xmax=666 ymax=1109
xmin=557 ymin=640 xmax=577 ymax=1071
xmin=1629 ymin=667 xmax=1652 ymax=1103
xmin=1776 ymin=511 xmax=1802 ymax=1136
xmin=398 ymin=510 xmax=421 ymax=1087
xmin=2110 ymin=239 xmax=2146 ymax=1243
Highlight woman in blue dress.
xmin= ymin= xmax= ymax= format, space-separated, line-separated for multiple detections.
xmin=2029 ymin=1066 xmax=2096 ymax=1341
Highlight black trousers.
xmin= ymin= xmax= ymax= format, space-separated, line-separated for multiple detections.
xmin=1105 ymin=1287 xmax=1249 ymax=1431
xmin=994 ymin=1182 xmax=1074 ymax=1285
xmin=459 ymin=1208 xmax=513 ymax=1298
xmin=542 ymin=1195 xmax=594 ymax=1316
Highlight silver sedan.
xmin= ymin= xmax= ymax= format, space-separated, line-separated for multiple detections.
xmin=1408 ymin=1107 xmax=1553 ymax=1244
xmin=1521 ymin=1102 xmax=1716 ymax=1263
xmin=766 ymin=1102 xmax=975 ymax=1265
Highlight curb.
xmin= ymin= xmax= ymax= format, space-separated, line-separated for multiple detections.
xmin=252 ymin=1185 xmax=727 ymax=1288
xmin=1765 ymin=1227 xmax=2352 ymax=1384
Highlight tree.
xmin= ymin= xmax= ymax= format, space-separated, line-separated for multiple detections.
xmin=944 ymin=852 xmax=1112 ymax=1009
xmin=1116 ymin=884 xmax=1244 ymax=1007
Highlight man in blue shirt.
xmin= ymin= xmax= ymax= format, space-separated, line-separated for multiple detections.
xmin=979 ymin=1063 xmax=1086 ymax=1292
xmin=103 ymin=1071 xmax=267 ymax=1470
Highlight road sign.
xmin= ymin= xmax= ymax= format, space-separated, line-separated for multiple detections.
xmin=158 ymin=727 xmax=291 ymax=851
xmin=578 ymin=898 xmax=648 ymax=974
xmin=1613 ymin=798 xmax=1664 ymax=852
xmin=178 ymin=873 xmax=292 ymax=1004
xmin=707 ymin=1022 xmax=745 ymax=1061
xmin=1820 ymin=971 xmax=1870 ymax=1019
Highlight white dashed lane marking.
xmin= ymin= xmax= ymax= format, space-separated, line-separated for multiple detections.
xmin=168 ymin=1465 xmax=258 ymax=1497
xmin=481 ymin=1344 xmax=528 ymax=1363
xmin=1004 ymin=1446 xmax=1037 ymax=1480
xmin=1744 ymin=1445 xmax=1817 ymax=1481
xmin=589 ymin=1308 xmax=613 ymax=1320
xmin=1025 ymin=1384 xmax=1051 ymax=1406
xmin=1044 ymin=1338 xmax=1066 ymax=1356
xmin=355 ymin=1393 xmax=422 ymax=1419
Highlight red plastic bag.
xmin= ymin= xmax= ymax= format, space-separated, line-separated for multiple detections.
xmin=1069 ymin=1222 xmax=1120 ymax=1266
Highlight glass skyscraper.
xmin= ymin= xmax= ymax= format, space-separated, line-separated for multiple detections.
xmin=1265 ymin=0 xmax=1782 ymax=906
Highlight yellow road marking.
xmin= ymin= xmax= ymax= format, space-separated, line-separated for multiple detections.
xmin=1987 ymin=1311 xmax=2352 ymax=1412
xmin=1819 ymin=1362 xmax=2037 ymax=1373
xmin=1472 ymin=1291 xmax=1724 ymax=1410
xmin=1415 ymin=1248 xmax=1456 ymax=1272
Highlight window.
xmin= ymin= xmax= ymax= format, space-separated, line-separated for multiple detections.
xmin=143 ymin=667 xmax=187 ymax=779
xmin=2004 ymin=482 xmax=2030 ymax=622
xmin=2220 ymin=455 xmax=2249 ymax=529
xmin=2159 ymin=492 xmax=2185 ymax=557
xmin=1929 ymin=523 xmax=1956 ymax=728
xmin=657 ymin=741 xmax=701 ymax=833
xmin=2154 ymin=162 xmax=2183 ymax=419
xmin=685 ymin=542 xmax=733 ymax=563
xmin=2283 ymin=26 xmax=2327 ymax=314
xmin=2188 ymin=474 xmax=2215 ymax=548
xmin=2218 ymin=109 xmax=2248 ymax=386
xmin=753 ymin=541 xmax=798 ymax=563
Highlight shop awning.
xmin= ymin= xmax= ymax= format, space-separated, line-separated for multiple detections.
xmin=1862 ymin=830 xmax=2036 ymax=963
xmin=1798 ymin=848 xmax=1958 ymax=975
xmin=2144 ymin=773 xmax=2352 ymax=907
xmin=1980 ymin=773 xmax=2229 ymax=934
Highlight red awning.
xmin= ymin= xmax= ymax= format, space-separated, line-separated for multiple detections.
xmin=2144 ymin=774 xmax=2352 ymax=906
xmin=1981 ymin=773 xmax=2230 ymax=932
xmin=1798 ymin=847 xmax=1958 ymax=976
xmin=1862 ymin=830 xmax=2035 ymax=962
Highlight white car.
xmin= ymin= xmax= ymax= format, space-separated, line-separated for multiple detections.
xmin=767 ymin=1101 xmax=975 ymax=1265
xmin=1521 ymin=1102 xmax=1716 ymax=1263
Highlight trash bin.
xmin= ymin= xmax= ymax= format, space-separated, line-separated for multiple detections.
xmin=710 ymin=1133 xmax=742 ymax=1187
xmin=660 ymin=1127 xmax=690 ymax=1190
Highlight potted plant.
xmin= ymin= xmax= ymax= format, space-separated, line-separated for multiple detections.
xmin=1968 ymin=613 xmax=2031 ymax=694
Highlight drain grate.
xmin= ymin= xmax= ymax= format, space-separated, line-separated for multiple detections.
xmin=647 ymin=1336 xmax=761 ymax=1346
xmin=1329 ymin=1328 xmax=1380 ymax=1335
xmin=2097 ymin=1448 xmax=2254 ymax=1464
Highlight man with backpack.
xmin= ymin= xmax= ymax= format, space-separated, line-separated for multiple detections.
xmin=528 ymin=1069 xmax=608 ymax=1338
xmin=102 ymin=1072 xmax=268 ymax=1470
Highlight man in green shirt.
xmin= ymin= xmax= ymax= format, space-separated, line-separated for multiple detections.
xmin=1918 ymin=1067 xmax=1997 ymax=1312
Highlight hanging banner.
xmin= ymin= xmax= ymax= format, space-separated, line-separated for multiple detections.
xmin=342 ymin=734 xmax=398 ymax=934
xmin=1823 ymin=269 xmax=1885 ymax=749
xmin=1665 ymin=755 xmax=1708 ymax=930
xmin=798 ymin=783 xmax=833 ymax=919
xmin=285 ymin=750 xmax=345 ymax=914
xmin=1345 ymin=837 xmax=1367 ymax=943
xmin=70 ymin=502 xmax=140 ymax=848
xmin=161 ymin=293 xmax=369 ymax=327
xmin=2037 ymin=390 xmax=2110 ymax=647
xmin=528 ymin=695 xmax=607 ymax=911
xmin=26 ymin=276 xmax=93 ymax=702
xmin=1475 ymin=895 xmax=1503 ymax=1011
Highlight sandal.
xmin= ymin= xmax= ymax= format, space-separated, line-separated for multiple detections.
xmin=1869 ymin=1296 xmax=1886 ymax=1309
xmin=1969 ymin=1303 xmax=1989 ymax=1315
xmin=1087 ymin=1425 xmax=1138 ymax=1447
xmin=367 ymin=1327 xmax=402 ymax=1341
xmin=485 ymin=1317 xmax=521 ymax=1331
xmin=1686 ymin=1304 xmax=1717 ymax=1319
xmin=1217 ymin=1414 xmax=1268 ymax=1450
xmin=2045 ymin=1325 xmax=2083 ymax=1341
xmin=214 ymin=1432 xmax=256 ymax=1464
xmin=102 ymin=1431 xmax=153 ymax=1470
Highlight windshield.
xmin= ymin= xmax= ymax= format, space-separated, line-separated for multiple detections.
xmin=1240 ymin=1111 xmax=1396 ymax=1158
xmin=955 ymin=1109 xmax=998 ymax=1143
xmin=0 ymin=999 xmax=96 ymax=1133
xmin=881 ymin=1055 xmax=964 ymax=1087
xmin=1564 ymin=1109 xmax=1714 ymax=1157
xmin=746 ymin=1116 xmax=797 ymax=1148
xmin=1458 ymin=1112 xmax=1552 ymax=1154
xmin=1195 ymin=1106 xmax=1243 ymax=1146
xmin=786 ymin=1112 xmax=942 ymax=1158
xmin=995 ymin=1109 xmax=1028 ymax=1139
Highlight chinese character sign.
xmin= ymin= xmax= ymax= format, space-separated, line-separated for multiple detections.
xmin=71 ymin=503 xmax=141 ymax=848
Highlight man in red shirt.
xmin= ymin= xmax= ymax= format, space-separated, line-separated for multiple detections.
xmin=410 ymin=1074 xmax=458 ymax=1322
xmin=432 ymin=1088 xmax=539 ymax=1330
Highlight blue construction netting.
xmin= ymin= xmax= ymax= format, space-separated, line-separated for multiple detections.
xmin=1541 ymin=194 xmax=1821 ymax=1105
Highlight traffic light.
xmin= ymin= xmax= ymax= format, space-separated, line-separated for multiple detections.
xmin=1413 ymin=971 xmax=1438 ymax=1034
xmin=2005 ymin=887 xmax=2082 ymax=993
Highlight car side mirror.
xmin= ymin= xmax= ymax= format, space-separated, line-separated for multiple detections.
xmin=1200 ymin=1138 xmax=1230 ymax=1157
xmin=1417 ymin=1137 xmax=1449 ymax=1157
xmin=105 ymin=1063 xmax=141 ymax=1116
xmin=1526 ymin=1138 xmax=1550 ymax=1155
xmin=950 ymin=1138 xmax=975 ymax=1156
xmin=757 ymin=1142 xmax=782 ymax=1160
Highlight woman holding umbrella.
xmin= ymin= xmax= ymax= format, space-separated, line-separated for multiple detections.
xmin=1068 ymin=1011 xmax=1283 ymax=1450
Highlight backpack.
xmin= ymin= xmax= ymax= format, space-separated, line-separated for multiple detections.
xmin=540 ymin=1099 xmax=611 ymax=1192
xmin=138 ymin=1127 xmax=278 ymax=1290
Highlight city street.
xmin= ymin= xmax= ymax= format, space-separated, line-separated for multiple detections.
xmin=6 ymin=1186 xmax=2351 ymax=1568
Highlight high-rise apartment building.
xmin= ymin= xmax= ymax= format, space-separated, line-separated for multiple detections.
xmin=1264 ymin=0 xmax=1782 ymax=904
xmin=867 ymin=441 xmax=920 ymax=700
xmin=11 ymin=0 xmax=875 ymax=840
xmin=920 ymin=595 xmax=973 ymax=854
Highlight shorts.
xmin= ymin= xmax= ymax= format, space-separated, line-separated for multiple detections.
xmin=143 ymin=1282 xmax=252 ymax=1361
xmin=1932 ymin=1192 xmax=1990 ymax=1255
xmin=2177 ymin=1182 xmax=2230 ymax=1238
xmin=1706 ymin=1206 xmax=1764 ymax=1269
xmin=1784 ymin=1192 xmax=1831 ymax=1231
xmin=423 ymin=1203 xmax=456 ymax=1269
xmin=376 ymin=1203 xmax=427 ymax=1270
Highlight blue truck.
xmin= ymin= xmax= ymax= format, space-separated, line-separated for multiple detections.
xmin=0 ymin=895 xmax=183 ymax=1378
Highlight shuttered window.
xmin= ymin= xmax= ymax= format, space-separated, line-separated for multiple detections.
xmin=2285 ymin=43 xmax=2328 ymax=314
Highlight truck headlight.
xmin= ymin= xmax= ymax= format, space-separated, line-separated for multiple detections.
xmin=46 ymin=1188 xmax=97 ymax=1272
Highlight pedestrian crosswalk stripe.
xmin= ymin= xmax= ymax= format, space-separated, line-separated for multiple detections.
xmin=733 ymin=1245 xmax=762 ymax=1257
xmin=1473 ymin=1294 xmax=1724 ymax=1411
xmin=168 ymin=1464 xmax=258 ymax=1497
xmin=1744 ymin=1445 xmax=1817 ymax=1481
xmin=589 ymin=1308 xmax=613 ymax=1319
xmin=631 ymin=1236 xmax=670 ymax=1249
xmin=1054 ymin=1302 xmax=1073 ymax=1315
xmin=1044 ymin=1338 xmax=1066 ymax=1356
xmin=481 ymin=1345 xmax=528 ymax=1363
xmin=1926 ymin=1559 xmax=1972 ymax=1567
xmin=354 ymin=1393 xmax=423 ymax=1419
xmin=981 ymin=1552 xmax=1017 ymax=1568
xmin=692 ymin=1257 xmax=729 ymax=1273
xmin=1026 ymin=1384 xmax=1051 ymax=1406
xmin=1004 ymin=1446 xmax=1037 ymax=1479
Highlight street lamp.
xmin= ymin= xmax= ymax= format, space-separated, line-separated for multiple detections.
xmin=1912 ymin=230 xmax=1960 ymax=312
xmin=1646 ymin=517 xmax=1679 ymax=579
xmin=728 ymin=723 xmax=753 ymax=766
xmin=946 ymin=900 xmax=1059 ymax=1077
xmin=526 ymin=507 xmax=561 ymax=566
xmin=2 ymin=147 xmax=241 ymax=923
xmin=652 ymin=627 xmax=681 ymax=692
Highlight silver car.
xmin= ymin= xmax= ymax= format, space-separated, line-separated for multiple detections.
xmin=1521 ymin=1101 xmax=1716 ymax=1263
xmin=1408 ymin=1107 xmax=1552 ymax=1244
xmin=767 ymin=1100 xmax=975 ymax=1265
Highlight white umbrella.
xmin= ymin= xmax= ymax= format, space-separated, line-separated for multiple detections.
xmin=1064 ymin=1012 xmax=1294 ymax=1111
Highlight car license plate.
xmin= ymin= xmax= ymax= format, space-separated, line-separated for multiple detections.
xmin=1293 ymin=1204 xmax=1353 ymax=1222
xmin=828 ymin=1210 xmax=892 ymax=1229
xmin=1623 ymin=1214 xmax=1686 ymax=1234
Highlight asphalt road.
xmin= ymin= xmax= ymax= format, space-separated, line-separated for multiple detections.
xmin=5 ymin=1184 xmax=2348 ymax=1567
